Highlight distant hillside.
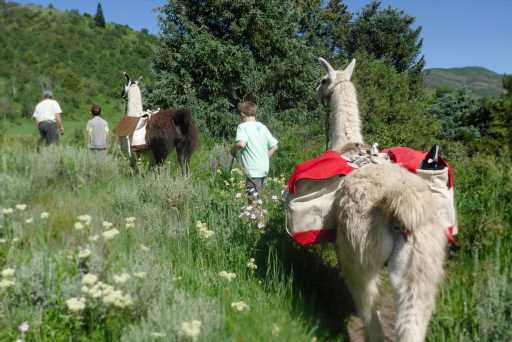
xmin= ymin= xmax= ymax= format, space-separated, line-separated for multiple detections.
xmin=423 ymin=67 xmax=505 ymax=97
xmin=0 ymin=1 xmax=157 ymax=121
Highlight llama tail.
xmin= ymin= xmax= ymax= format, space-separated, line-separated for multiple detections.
xmin=381 ymin=167 xmax=447 ymax=342
xmin=173 ymin=109 xmax=192 ymax=134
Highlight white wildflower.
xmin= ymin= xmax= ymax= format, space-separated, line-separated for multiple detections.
xmin=150 ymin=332 xmax=167 ymax=338
xmin=102 ymin=228 xmax=120 ymax=240
xmin=247 ymin=258 xmax=258 ymax=270
xmin=218 ymin=271 xmax=237 ymax=282
xmin=0 ymin=279 xmax=15 ymax=289
xmin=25 ymin=217 xmax=34 ymax=224
xmin=257 ymin=223 xmax=265 ymax=229
xmin=0 ymin=239 xmax=6 ymax=244
xmin=235 ymin=193 xmax=242 ymax=199
xmin=113 ymin=273 xmax=130 ymax=284
xmin=133 ymin=272 xmax=146 ymax=279
xmin=74 ymin=222 xmax=85 ymax=231
xmin=89 ymin=234 xmax=99 ymax=242
xmin=12 ymin=237 xmax=20 ymax=243
xmin=2 ymin=208 xmax=14 ymax=215
xmin=77 ymin=215 xmax=92 ymax=225
xmin=18 ymin=321 xmax=29 ymax=333
xmin=82 ymin=274 xmax=98 ymax=286
xmin=125 ymin=217 xmax=136 ymax=223
xmin=1 ymin=268 xmax=15 ymax=278
xmin=231 ymin=301 xmax=249 ymax=312
xmin=250 ymin=214 xmax=257 ymax=220
xmin=78 ymin=248 xmax=91 ymax=259
xmin=198 ymin=228 xmax=215 ymax=239
xmin=180 ymin=320 xmax=202 ymax=341
xmin=125 ymin=222 xmax=135 ymax=229
xmin=66 ymin=297 xmax=86 ymax=312
xmin=40 ymin=211 xmax=49 ymax=219
xmin=140 ymin=244 xmax=151 ymax=252
xmin=15 ymin=204 xmax=27 ymax=211
xmin=102 ymin=221 xmax=113 ymax=229
xmin=271 ymin=195 xmax=279 ymax=201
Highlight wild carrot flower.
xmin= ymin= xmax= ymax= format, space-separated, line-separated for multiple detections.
xmin=82 ymin=274 xmax=98 ymax=286
xmin=0 ymin=239 xmax=6 ymax=244
xmin=102 ymin=228 xmax=120 ymax=240
xmin=89 ymin=234 xmax=99 ymax=242
xmin=15 ymin=204 xmax=27 ymax=211
xmin=78 ymin=248 xmax=91 ymax=259
xmin=113 ymin=273 xmax=131 ymax=284
xmin=66 ymin=297 xmax=86 ymax=312
xmin=180 ymin=320 xmax=202 ymax=341
xmin=77 ymin=215 xmax=92 ymax=225
xmin=25 ymin=217 xmax=33 ymax=224
xmin=140 ymin=244 xmax=151 ymax=252
xmin=150 ymin=332 xmax=167 ymax=338
xmin=1 ymin=268 xmax=15 ymax=278
xmin=40 ymin=212 xmax=49 ymax=219
xmin=247 ymin=258 xmax=257 ymax=270
xmin=235 ymin=193 xmax=242 ymax=199
xmin=218 ymin=271 xmax=236 ymax=281
xmin=125 ymin=222 xmax=135 ymax=228
xmin=12 ymin=237 xmax=20 ymax=243
xmin=125 ymin=217 xmax=136 ymax=223
xmin=0 ymin=279 xmax=15 ymax=289
xmin=102 ymin=221 xmax=113 ymax=229
xmin=74 ymin=222 xmax=85 ymax=231
xmin=231 ymin=301 xmax=249 ymax=312
xmin=133 ymin=272 xmax=146 ymax=279
xmin=2 ymin=208 xmax=14 ymax=215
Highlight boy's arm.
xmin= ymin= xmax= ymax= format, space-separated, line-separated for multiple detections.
xmin=231 ymin=140 xmax=246 ymax=157
xmin=268 ymin=144 xmax=278 ymax=157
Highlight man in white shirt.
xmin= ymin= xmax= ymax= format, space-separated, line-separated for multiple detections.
xmin=32 ymin=90 xmax=64 ymax=145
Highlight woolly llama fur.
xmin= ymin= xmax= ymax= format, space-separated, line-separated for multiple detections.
xmin=317 ymin=58 xmax=449 ymax=342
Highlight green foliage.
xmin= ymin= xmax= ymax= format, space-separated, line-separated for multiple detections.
xmin=149 ymin=0 xmax=319 ymax=137
xmin=353 ymin=53 xmax=438 ymax=149
xmin=0 ymin=2 xmax=157 ymax=122
xmin=503 ymin=74 xmax=512 ymax=95
xmin=94 ymin=3 xmax=106 ymax=28
xmin=346 ymin=1 xmax=425 ymax=74
xmin=430 ymin=88 xmax=483 ymax=142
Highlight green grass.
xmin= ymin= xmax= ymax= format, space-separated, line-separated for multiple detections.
xmin=1 ymin=128 xmax=511 ymax=341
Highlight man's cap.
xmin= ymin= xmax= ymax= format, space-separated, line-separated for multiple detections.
xmin=43 ymin=90 xmax=53 ymax=98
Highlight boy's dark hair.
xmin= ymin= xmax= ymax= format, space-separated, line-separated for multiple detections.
xmin=238 ymin=101 xmax=257 ymax=117
xmin=91 ymin=104 xmax=101 ymax=116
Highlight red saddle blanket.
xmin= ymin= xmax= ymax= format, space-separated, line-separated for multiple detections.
xmin=286 ymin=147 xmax=456 ymax=245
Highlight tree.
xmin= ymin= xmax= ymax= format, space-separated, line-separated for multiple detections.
xmin=503 ymin=74 xmax=512 ymax=96
xmin=150 ymin=0 xmax=320 ymax=137
xmin=346 ymin=1 xmax=424 ymax=74
xmin=94 ymin=3 xmax=105 ymax=28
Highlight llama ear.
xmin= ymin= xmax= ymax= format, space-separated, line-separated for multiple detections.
xmin=123 ymin=72 xmax=130 ymax=83
xmin=345 ymin=59 xmax=356 ymax=80
xmin=318 ymin=57 xmax=337 ymax=81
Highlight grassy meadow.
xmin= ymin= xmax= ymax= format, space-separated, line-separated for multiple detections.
xmin=1 ymin=119 xmax=512 ymax=342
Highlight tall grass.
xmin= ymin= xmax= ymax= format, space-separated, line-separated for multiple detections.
xmin=1 ymin=136 xmax=511 ymax=341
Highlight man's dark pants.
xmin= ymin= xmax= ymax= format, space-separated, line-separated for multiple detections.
xmin=38 ymin=121 xmax=59 ymax=145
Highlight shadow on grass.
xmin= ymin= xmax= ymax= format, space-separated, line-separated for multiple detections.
xmin=255 ymin=214 xmax=358 ymax=341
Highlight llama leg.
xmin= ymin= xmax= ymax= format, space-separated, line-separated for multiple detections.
xmin=336 ymin=251 xmax=385 ymax=342
xmin=388 ymin=233 xmax=445 ymax=342
xmin=176 ymin=146 xmax=187 ymax=177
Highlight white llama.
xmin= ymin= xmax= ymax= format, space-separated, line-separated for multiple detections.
xmin=316 ymin=58 xmax=454 ymax=342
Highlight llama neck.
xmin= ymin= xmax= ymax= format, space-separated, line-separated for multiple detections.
xmin=127 ymin=85 xmax=143 ymax=117
xmin=329 ymin=81 xmax=363 ymax=151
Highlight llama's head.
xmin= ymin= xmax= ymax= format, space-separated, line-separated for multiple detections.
xmin=316 ymin=57 xmax=356 ymax=103
xmin=120 ymin=72 xmax=142 ymax=99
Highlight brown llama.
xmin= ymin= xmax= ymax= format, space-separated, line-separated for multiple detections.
xmin=114 ymin=73 xmax=198 ymax=176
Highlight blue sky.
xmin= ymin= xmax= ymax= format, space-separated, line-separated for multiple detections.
xmin=14 ymin=0 xmax=512 ymax=74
